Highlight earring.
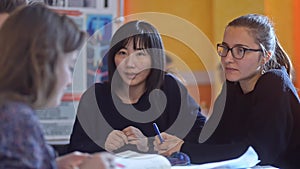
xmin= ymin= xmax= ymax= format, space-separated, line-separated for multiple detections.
xmin=261 ymin=64 xmax=266 ymax=74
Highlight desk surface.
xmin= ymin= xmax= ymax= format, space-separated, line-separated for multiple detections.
xmin=172 ymin=165 xmax=278 ymax=169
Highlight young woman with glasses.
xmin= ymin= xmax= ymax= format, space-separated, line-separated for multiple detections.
xmin=154 ymin=14 xmax=300 ymax=168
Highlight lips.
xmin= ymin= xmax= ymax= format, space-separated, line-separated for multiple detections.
xmin=225 ymin=67 xmax=238 ymax=74
xmin=124 ymin=72 xmax=137 ymax=79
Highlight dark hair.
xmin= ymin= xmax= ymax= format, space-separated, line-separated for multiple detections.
xmin=107 ymin=20 xmax=166 ymax=91
xmin=0 ymin=0 xmax=26 ymax=13
xmin=0 ymin=4 xmax=86 ymax=107
xmin=227 ymin=14 xmax=293 ymax=79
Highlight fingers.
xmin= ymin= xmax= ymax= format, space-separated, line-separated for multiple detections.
xmin=153 ymin=133 xmax=184 ymax=155
xmin=153 ymin=132 xmax=169 ymax=146
xmin=79 ymin=152 xmax=115 ymax=169
xmin=123 ymin=126 xmax=146 ymax=143
xmin=123 ymin=126 xmax=142 ymax=138
xmin=114 ymin=130 xmax=128 ymax=144
xmin=123 ymin=126 xmax=149 ymax=152
xmin=56 ymin=151 xmax=90 ymax=169
xmin=105 ymin=130 xmax=128 ymax=152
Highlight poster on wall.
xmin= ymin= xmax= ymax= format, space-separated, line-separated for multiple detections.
xmin=86 ymin=14 xmax=112 ymax=87
xmin=45 ymin=0 xmax=112 ymax=10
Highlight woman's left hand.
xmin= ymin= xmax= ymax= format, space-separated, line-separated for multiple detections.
xmin=123 ymin=126 xmax=149 ymax=152
xmin=79 ymin=152 xmax=115 ymax=169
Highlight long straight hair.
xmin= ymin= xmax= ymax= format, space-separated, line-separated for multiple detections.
xmin=107 ymin=20 xmax=166 ymax=92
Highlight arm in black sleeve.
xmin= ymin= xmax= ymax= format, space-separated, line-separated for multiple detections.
xmin=244 ymin=72 xmax=294 ymax=165
xmin=166 ymin=74 xmax=206 ymax=143
xmin=68 ymin=116 xmax=105 ymax=153
xmin=181 ymin=142 xmax=249 ymax=164
xmin=181 ymin=70 xmax=297 ymax=166
xmin=68 ymin=85 xmax=107 ymax=153
xmin=180 ymin=82 xmax=250 ymax=164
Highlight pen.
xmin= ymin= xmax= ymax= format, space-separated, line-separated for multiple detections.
xmin=153 ymin=123 xmax=164 ymax=143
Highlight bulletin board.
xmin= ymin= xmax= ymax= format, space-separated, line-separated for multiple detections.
xmin=35 ymin=0 xmax=124 ymax=145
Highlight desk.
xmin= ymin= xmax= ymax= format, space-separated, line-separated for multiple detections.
xmin=172 ymin=165 xmax=278 ymax=169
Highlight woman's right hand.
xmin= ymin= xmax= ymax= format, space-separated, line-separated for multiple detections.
xmin=104 ymin=130 xmax=128 ymax=152
xmin=153 ymin=132 xmax=184 ymax=156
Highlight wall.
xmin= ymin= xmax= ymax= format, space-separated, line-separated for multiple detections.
xmin=293 ymin=0 xmax=300 ymax=90
xmin=124 ymin=0 xmax=297 ymax=111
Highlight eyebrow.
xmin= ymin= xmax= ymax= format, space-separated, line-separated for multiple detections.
xmin=136 ymin=48 xmax=146 ymax=50
xmin=120 ymin=47 xmax=146 ymax=50
xmin=221 ymin=42 xmax=250 ymax=48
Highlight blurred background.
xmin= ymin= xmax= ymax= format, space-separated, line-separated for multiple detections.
xmin=38 ymin=0 xmax=300 ymax=145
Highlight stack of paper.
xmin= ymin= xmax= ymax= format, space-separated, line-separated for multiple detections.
xmin=172 ymin=146 xmax=260 ymax=169
xmin=115 ymin=146 xmax=266 ymax=169
xmin=115 ymin=150 xmax=171 ymax=169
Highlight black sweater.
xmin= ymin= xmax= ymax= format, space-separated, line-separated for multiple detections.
xmin=181 ymin=68 xmax=300 ymax=168
xmin=68 ymin=74 xmax=205 ymax=153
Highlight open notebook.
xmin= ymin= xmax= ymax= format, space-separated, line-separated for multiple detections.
xmin=115 ymin=146 xmax=262 ymax=169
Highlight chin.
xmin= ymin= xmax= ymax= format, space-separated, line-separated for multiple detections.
xmin=225 ymin=75 xmax=239 ymax=82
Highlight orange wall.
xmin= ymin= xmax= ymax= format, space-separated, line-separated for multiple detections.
xmin=123 ymin=0 xmax=299 ymax=107
xmin=264 ymin=0 xmax=299 ymax=92
xmin=293 ymin=0 xmax=300 ymax=91
xmin=124 ymin=0 xmax=213 ymax=72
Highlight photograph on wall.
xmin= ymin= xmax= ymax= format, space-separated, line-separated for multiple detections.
xmin=86 ymin=14 xmax=112 ymax=87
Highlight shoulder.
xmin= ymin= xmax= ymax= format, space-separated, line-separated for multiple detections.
xmin=0 ymin=101 xmax=42 ymax=148
xmin=81 ymin=82 xmax=110 ymax=99
xmin=255 ymin=67 xmax=298 ymax=99
xmin=258 ymin=67 xmax=294 ymax=91
xmin=163 ymin=73 xmax=187 ymax=90
xmin=0 ymin=102 xmax=38 ymax=129
xmin=0 ymin=102 xmax=56 ymax=168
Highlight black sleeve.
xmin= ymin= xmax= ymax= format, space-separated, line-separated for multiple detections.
xmin=68 ymin=85 xmax=107 ymax=153
xmin=68 ymin=117 xmax=105 ymax=153
xmin=181 ymin=82 xmax=249 ymax=164
xmin=181 ymin=142 xmax=249 ymax=164
xmin=164 ymin=74 xmax=206 ymax=143
xmin=181 ymin=71 xmax=298 ymax=166
xmin=244 ymin=72 xmax=294 ymax=164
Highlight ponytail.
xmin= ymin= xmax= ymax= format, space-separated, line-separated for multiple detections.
xmin=273 ymin=37 xmax=294 ymax=80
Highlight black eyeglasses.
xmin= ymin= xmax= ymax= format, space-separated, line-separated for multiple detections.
xmin=217 ymin=43 xmax=263 ymax=60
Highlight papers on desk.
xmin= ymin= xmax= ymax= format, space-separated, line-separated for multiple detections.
xmin=172 ymin=146 xmax=260 ymax=169
xmin=115 ymin=146 xmax=263 ymax=169
xmin=115 ymin=150 xmax=171 ymax=169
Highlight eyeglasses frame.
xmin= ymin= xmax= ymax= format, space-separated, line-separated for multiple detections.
xmin=216 ymin=43 xmax=265 ymax=60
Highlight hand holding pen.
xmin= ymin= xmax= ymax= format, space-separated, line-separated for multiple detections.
xmin=153 ymin=123 xmax=184 ymax=156
xmin=153 ymin=123 xmax=164 ymax=143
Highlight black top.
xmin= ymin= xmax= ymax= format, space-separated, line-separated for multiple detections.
xmin=181 ymin=68 xmax=300 ymax=168
xmin=68 ymin=74 xmax=205 ymax=153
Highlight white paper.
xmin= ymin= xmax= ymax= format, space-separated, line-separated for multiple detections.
xmin=115 ymin=151 xmax=171 ymax=169
xmin=172 ymin=146 xmax=260 ymax=169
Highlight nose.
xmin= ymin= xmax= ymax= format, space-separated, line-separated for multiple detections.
xmin=66 ymin=77 xmax=72 ymax=88
xmin=66 ymin=71 xmax=73 ymax=87
xmin=125 ymin=53 xmax=136 ymax=68
xmin=223 ymin=49 xmax=234 ymax=63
